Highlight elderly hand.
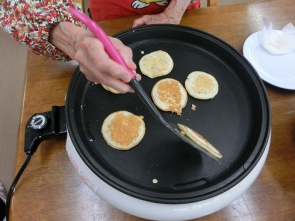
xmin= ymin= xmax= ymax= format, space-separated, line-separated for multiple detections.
xmin=73 ymin=34 xmax=141 ymax=93
xmin=49 ymin=21 xmax=141 ymax=93
xmin=132 ymin=12 xmax=180 ymax=27
xmin=132 ymin=0 xmax=191 ymax=27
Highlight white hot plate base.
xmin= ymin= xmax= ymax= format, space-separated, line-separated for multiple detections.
xmin=66 ymin=133 xmax=271 ymax=221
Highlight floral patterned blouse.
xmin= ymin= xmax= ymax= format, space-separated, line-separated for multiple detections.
xmin=0 ymin=0 xmax=83 ymax=61
xmin=0 ymin=0 xmax=198 ymax=61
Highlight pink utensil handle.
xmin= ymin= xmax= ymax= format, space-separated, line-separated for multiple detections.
xmin=67 ymin=7 xmax=136 ymax=79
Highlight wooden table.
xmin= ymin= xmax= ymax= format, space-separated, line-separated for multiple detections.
xmin=10 ymin=0 xmax=295 ymax=220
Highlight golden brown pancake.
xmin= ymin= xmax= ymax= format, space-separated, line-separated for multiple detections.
xmin=101 ymin=111 xmax=145 ymax=150
xmin=151 ymin=78 xmax=188 ymax=116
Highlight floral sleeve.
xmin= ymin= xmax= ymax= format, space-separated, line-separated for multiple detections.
xmin=0 ymin=0 xmax=85 ymax=61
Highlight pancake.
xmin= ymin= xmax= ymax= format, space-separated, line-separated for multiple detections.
xmin=151 ymin=78 xmax=188 ymax=116
xmin=100 ymin=69 xmax=137 ymax=94
xmin=101 ymin=111 xmax=145 ymax=150
xmin=178 ymin=123 xmax=222 ymax=159
xmin=139 ymin=50 xmax=174 ymax=78
xmin=101 ymin=84 xmax=120 ymax=94
xmin=185 ymin=71 xmax=219 ymax=100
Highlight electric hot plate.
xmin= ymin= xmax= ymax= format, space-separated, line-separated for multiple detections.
xmin=65 ymin=24 xmax=271 ymax=220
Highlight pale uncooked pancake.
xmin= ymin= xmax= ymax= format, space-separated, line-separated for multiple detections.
xmin=185 ymin=71 xmax=219 ymax=100
xmin=177 ymin=124 xmax=222 ymax=159
xmin=100 ymin=68 xmax=137 ymax=94
xmin=151 ymin=78 xmax=188 ymax=116
xmin=101 ymin=84 xmax=120 ymax=94
xmin=139 ymin=50 xmax=174 ymax=78
xmin=101 ymin=111 xmax=145 ymax=150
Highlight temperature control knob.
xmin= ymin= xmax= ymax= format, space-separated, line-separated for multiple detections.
xmin=24 ymin=106 xmax=67 ymax=155
xmin=29 ymin=114 xmax=48 ymax=130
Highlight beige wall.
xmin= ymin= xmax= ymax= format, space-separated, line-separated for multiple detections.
xmin=0 ymin=29 xmax=27 ymax=190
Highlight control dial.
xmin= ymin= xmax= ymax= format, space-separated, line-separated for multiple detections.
xmin=30 ymin=114 xmax=48 ymax=130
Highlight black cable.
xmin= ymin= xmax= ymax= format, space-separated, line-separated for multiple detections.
xmin=5 ymin=154 xmax=32 ymax=221
xmin=5 ymin=106 xmax=66 ymax=220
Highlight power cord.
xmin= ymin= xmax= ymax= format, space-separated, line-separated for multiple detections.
xmin=6 ymin=153 xmax=32 ymax=221
xmin=5 ymin=106 xmax=67 ymax=221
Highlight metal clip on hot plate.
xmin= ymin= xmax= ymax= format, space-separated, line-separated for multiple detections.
xmin=24 ymin=106 xmax=67 ymax=155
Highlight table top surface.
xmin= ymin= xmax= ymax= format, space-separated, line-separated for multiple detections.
xmin=11 ymin=0 xmax=295 ymax=220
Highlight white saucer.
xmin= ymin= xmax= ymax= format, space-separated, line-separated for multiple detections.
xmin=243 ymin=31 xmax=295 ymax=90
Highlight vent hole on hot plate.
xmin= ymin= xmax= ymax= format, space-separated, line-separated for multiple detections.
xmin=173 ymin=178 xmax=208 ymax=191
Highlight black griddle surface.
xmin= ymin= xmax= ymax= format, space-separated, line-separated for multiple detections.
xmin=66 ymin=25 xmax=270 ymax=204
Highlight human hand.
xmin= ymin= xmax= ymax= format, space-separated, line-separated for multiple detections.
xmin=74 ymin=34 xmax=141 ymax=93
xmin=49 ymin=22 xmax=141 ymax=93
xmin=133 ymin=12 xmax=180 ymax=27
xmin=132 ymin=0 xmax=191 ymax=27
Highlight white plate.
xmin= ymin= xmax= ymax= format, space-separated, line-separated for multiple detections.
xmin=243 ymin=31 xmax=295 ymax=90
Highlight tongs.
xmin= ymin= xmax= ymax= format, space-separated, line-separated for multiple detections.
xmin=67 ymin=7 xmax=220 ymax=162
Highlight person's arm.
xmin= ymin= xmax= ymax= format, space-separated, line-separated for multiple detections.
xmin=0 ymin=0 xmax=83 ymax=61
xmin=133 ymin=0 xmax=192 ymax=27
xmin=0 ymin=0 xmax=139 ymax=93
